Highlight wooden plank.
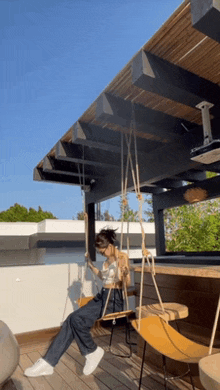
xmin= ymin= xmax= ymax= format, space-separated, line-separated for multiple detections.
xmin=28 ymin=351 xmax=72 ymax=390
xmin=35 ymin=350 xmax=90 ymax=390
xmin=1 ymin=379 xmax=21 ymax=390
xmin=10 ymin=324 xmax=201 ymax=390
xmin=10 ymin=364 xmax=35 ymax=390
xmin=67 ymin=344 xmax=132 ymax=390
xmin=60 ymin=350 xmax=110 ymax=390
xmin=97 ymin=328 xmax=197 ymax=390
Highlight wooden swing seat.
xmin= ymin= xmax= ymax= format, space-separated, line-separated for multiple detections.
xmin=199 ymin=353 xmax=220 ymax=390
xmin=77 ymin=297 xmax=134 ymax=321
xmin=77 ymin=286 xmax=136 ymax=321
xmin=131 ymin=316 xmax=220 ymax=364
xmin=101 ymin=309 xmax=134 ymax=321
xmin=136 ymin=302 xmax=189 ymax=322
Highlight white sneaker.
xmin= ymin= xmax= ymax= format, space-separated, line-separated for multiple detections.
xmin=24 ymin=358 xmax=54 ymax=377
xmin=83 ymin=347 xmax=104 ymax=376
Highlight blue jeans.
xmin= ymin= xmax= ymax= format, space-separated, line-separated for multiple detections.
xmin=43 ymin=288 xmax=123 ymax=366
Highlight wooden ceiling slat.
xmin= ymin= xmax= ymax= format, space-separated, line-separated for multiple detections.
xmin=145 ymin=10 xmax=193 ymax=59
xmin=180 ymin=42 xmax=220 ymax=80
xmin=106 ymin=67 xmax=130 ymax=93
xmin=144 ymin=2 xmax=190 ymax=53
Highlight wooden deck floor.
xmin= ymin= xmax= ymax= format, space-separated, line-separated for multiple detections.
xmin=3 ymin=325 xmax=200 ymax=390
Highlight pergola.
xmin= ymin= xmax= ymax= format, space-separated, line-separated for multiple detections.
xmin=34 ymin=0 xmax=220 ymax=262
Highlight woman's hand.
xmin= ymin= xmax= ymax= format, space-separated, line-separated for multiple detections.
xmin=120 ymin=266 xmax=129 ymax=277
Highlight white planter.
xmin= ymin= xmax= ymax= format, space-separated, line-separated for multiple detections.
xmin=0 ymin=321 xmax=20 ymax=387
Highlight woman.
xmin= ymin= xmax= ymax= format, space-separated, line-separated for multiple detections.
xmin=24 ymin=228 xmax=131 ymax=377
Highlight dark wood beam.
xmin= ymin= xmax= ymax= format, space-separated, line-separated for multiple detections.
xmin=153 ymin=195 xmax=165 ymax=256
xmin=195 ymin=161 xmax=220 ymax=174
xmin=139 ymin=186 xmax=164 ymax=195
xmin=152 ymin=178 xmax=184 ymax=189
xmin=191 ymin=0 xmax=220 ymax=44
xmin=73 ymin=121 xmax=124 ymax=153
xmin=96 ymin=92 xmax=194 ymax=141
xmin=72 ymin=121 xmax=162 ymax=156
xmin=43 ymin=156 xmax=104 ymax=181
xmin=153 ymin=175 xmax=220 ymax=210
xmin=132 ymin=50 xmax=220 ymax=117
xmin=86 ymin=137 xmax=200 ymax=204
xmin=33 ymin=167 xmax=87 ymax=186
xmin=174 ymin=170 xmax=207 ymax=182
xmin=56 ymin=141 xmax=119 ymax=169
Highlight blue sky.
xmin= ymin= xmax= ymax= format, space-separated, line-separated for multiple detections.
xmin=1 ymin=0 xmax=181 ymax=220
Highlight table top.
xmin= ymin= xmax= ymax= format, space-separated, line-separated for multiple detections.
xmin=131 ymin=263 xmax=220 ymax=279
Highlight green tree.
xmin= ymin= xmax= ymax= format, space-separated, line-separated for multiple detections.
xmin=165 ymin=199 xmax=220 ymax=252
xmin=118 ymin=194 xmax=140 ymax=222
xmin=76 ymin=209 xmax=115 ymax=221
xmin=144 ymin=194 xmax=154 ymax=222
xmin=77 ymin=211 xmax=85 ymax=220
xmin=0 ymin=204 xmax=57 ymax=222
xmin=102 ymin=210 xmax=115 ymax=221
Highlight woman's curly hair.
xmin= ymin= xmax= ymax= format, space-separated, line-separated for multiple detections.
xmin=95 ymin=227 xmax=117 ymax=249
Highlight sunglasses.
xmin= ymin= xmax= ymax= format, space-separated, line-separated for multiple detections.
xmin=96 ymin=247 xmax=108 ymax=256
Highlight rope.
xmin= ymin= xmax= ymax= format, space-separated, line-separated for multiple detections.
xmin=127 ymin=101 xmax=165 ymax=329
xmin=78 ymin=147 xmax=99 ymax=305
xmin=61 ymin=262 xmax=71 ymax=325
xmin=120 ymin=132 xmax=125 ymax=251
xmin=208 ymin=293 xmax=220 ymax=355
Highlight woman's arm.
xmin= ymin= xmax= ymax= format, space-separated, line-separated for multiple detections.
xmin=85 ymin=253 xmax=103 ymax=280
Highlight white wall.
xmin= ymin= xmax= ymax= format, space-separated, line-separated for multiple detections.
xmin=0 ymin=262 xmax=135 ymax=335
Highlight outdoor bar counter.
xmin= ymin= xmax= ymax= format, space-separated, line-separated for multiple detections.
xmin=131 ymin=261 xmax=220 ymax=389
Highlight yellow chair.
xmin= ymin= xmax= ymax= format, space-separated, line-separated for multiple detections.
xmin=131 ymin=316 xmax=220 ymax=390
xmin=130 ymin=252 xmax=220 ymax=389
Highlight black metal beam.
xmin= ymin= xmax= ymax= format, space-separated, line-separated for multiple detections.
xmin=191 ymin=0 xmax=220 ymax=44
xmin=56 ymin=141 xmax=120 ymax=169
xmin=96 ymin=92 xmax=194 ymax=141
xmin=153 ymin=175 xmax=220 ymax=211
xmin=85 ymin=198 xmax=96 ymax=262
xmin=132 ymin=50 xmax=220 ymax=117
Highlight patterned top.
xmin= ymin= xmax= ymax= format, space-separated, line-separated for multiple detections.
xmin=101 ymin=261 xmax=120 ymax=285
